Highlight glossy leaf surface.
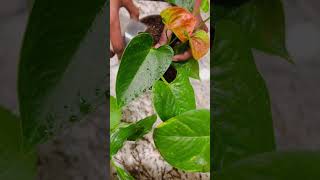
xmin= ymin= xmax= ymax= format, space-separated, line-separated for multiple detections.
xmin=0 ymin=107 xmax=36 ymax=180
xmin=154 ymin=109 xmax=210 ymax=172
xmin=160 ymin=7 xmax=197 ymax=42
xmin=152 ymin=68 xmax=196 ymax=121
xmin=18 ymin=1 xmax=108 ymax=148
xmin=110 ymin=115 xmax=157 ymax=156
xmin=189 ymin=30 xmax=210 ymax=60
xmin=116 ymin=33 xmax=173 ymax=107
xmin=212 ymin=21 xmax=275 ymax=170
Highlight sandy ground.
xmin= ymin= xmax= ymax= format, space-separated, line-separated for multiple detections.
xmin=0 ymin=0 xmax=320 ymax=179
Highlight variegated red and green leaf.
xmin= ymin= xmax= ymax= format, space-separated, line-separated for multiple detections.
xmin=160 ymin=7 xmax=197 ymax=42
xmin=189 ymin=30 xmax=209 ymax=60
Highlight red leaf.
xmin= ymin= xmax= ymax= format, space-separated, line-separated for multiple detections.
xmin=189 ymin=30 xmax=209 ymax=60
xmin=160 ymin=7 xmax=197 ymax=42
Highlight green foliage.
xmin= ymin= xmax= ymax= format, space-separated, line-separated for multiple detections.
xmin=212 ymin=20 xmax=275 ymax=170
xmin=214 ymin=0 xmax=291 ymax=62
xmin=110 ymin=96 xmax=121 ymax=131
xmin=173 ymin=58 xmax=200 ymax=80
xmin=112 ymin=160 xmax=135 ymax=180
xmin=116 ymin=33 xmax=173 ymax=107
xmin=18 ymin=0 xmax=108 ymax=148
xmin=152 ymin=67 xmax=196 ymax=121
xmin=200 ymin=0 xmax=209 ymax=12
xmin=0 ymin=107 xmax=36 ymax=180
xmin=154 ymin=109 xmax=210 ymax=172
xmin=110 ymin=115 xmax=157 ymax=156
xmin=165 ymin=0 xmax=195 ymax=11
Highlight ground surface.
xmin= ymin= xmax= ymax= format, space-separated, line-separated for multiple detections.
xmin=0 ymin=0 xmax=320 ymax=179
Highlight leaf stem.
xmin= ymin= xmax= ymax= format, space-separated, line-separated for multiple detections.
xmin=160 ymin=76 xmax=170 ymax=85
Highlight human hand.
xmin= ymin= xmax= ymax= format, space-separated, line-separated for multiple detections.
xmin=110 ymin=0 xmax=139 ymax=58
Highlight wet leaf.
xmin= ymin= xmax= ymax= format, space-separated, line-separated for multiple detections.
xmin=19 ymin=1 xmax=108 ymax=148
xmin=189 ymin=30 xmax=210 ymax=60
xmin=154 ymin=109 xmax=210 ymax=172
xmin=0 ymin=107 xmax=36 ymax=180
xmin=110 ymin=115 xmax=157 ymax=156
xmin=160 ymin=7 xmax=197 ymax=42
xmin=152 ymin=68 xmax=196 ymax=121
xmin=116 ymin=33 xmax=173 ymax=107
xmin=212 ymin=20 xmax=275 ymax=170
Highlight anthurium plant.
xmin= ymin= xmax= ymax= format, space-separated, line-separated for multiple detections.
xmin=110 ymin=2 xmax=210 ymax=179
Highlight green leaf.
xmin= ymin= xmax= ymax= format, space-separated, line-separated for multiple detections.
xmin=114 ymin=163 xmax=135 ymax=180
xmin=200 ymin=0 xmax=209 ymax=12
xmin=18 ymin=1 xmax=108 ymax=148
xmin=173 ymin=58 xmax=200 ymax=80
xmin=165 ymin=0 xmax=195 ymax=12
xmin=116 ymin=33 xmax=173 ymax=107
xmin=212 ymin=20 xmax=275 ymax=170
xmin=110 ymin=96 xmax=121 ymax=131
xmin=217 ymin=151 xmax=320 ymax=179
xmin=110 ymin=115 xmax=157 ymax=156
xmin=214 ymin=0 xmax=291 ymax=61
xmin=154 ymin=109 xmax=210 ymax=172
xmin=0 ymin=107 xmax=36 ymax=180
xmin=152 ymin=68 xmax=196 ymax=121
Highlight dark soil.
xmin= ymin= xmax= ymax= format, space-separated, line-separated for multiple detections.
xmin=140 ymin=15 xmax=164 ymax=45
xmin=163 ymin=65 xmax=177 ymax=83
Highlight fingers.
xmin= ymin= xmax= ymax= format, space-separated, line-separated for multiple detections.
xmin=155 ymin=28 xmax=172 ymax=48
xmin=110 ymin=5 xmax=125 ymax=58
xmin=122 ymin=0 xmax=140 ymax=20
xmin=173 ymin=50 xmax=192 ymax=62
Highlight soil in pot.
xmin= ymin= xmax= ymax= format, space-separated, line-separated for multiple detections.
xmin=140 ymin=15 xmax=164 ymax=45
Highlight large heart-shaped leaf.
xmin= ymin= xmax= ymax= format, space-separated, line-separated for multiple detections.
xmin=110 ymin=115 xmax=157 ymax=156
xmin=0 ymin=107 xmax=36 ymax=180
xmin=189 ymin=30 xmax=210 ymax=60
xmin=154 ymin=109 xmax=210 ymax=172
xmin=116 ymin=33 xmax=173 ymax=107
xmin=152 ymin=67 xmax=196 ymax=121
xmin=160 ymin=7 xmax=197 ymax=42
xmin=18 ymin=1 xmax=108 ymax=148
xmin=110 ymin=96 xmax=121 ymax=131
xmin=212 ymin=20 xmax=275 ymax=171
xmin=217 ymin=151 xmax=320 ymax=179
xmin=214 ymin=0 xmax=291 ymax=61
